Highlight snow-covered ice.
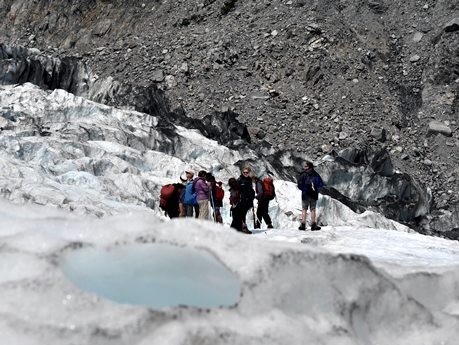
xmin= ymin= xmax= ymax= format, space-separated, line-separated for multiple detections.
xmin=0 ymin=83 xmax=459 ymax=344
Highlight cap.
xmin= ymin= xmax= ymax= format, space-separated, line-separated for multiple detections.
xmin=177 ymin=175 xmax=188 ymax=184
xmin=185 ymin=169 xmax=195 ymax=176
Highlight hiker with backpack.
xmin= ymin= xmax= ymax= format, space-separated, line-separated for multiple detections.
xmin=297 ymin=161 xmax=324 ymax=231
xmin=252 ymin=174 xmax=275 ymax=229
xmin=208 ymin=174 xmax=224 ymax=223
xmin=236 ymin=166 xmax=256 ymax=232
xmin=228 ymin=177 xmax=251 ymax=234
xmin=160 ymin=179 xmax=186 ymax=219
xmin=193 ymin=170 xmax=211 ymax=220
xmin=180 ymin=169 xmax=197 ymax=217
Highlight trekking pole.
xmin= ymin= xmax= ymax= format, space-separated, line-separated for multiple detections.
xmin=209 ymin=188 xmax=216 ymax=222
xmin=253 ymin=203 xmax=264 ymax=229
xmin=257 ymin=205 xmax=264 ymax=229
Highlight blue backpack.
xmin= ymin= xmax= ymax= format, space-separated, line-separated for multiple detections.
xmin=183 ymin=183 xmax=197 ymax=205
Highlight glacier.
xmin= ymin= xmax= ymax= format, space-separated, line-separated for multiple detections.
xmin=0 ymin=82 xmax=459 ymax=344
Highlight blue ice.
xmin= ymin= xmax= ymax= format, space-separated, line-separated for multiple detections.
xmin=62 ymin=243 xmax=241 ymax=309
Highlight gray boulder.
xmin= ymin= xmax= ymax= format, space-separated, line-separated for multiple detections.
xmin=428 ymin=121 xmax=452 ymax=137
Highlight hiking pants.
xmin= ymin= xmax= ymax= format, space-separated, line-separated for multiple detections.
xmin=230 ymin=203 xmax=244 ymax=231
xmin=257 ymin=198 xmax=272 ymax=226
xmin=184 ymin=204 xmax=194 ymax=217
xmin=197 ymin=199 xmax=209 ymax=220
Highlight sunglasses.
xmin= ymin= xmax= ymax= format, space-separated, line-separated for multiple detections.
xmin=243 ymin=171 xmax=249 ymax=174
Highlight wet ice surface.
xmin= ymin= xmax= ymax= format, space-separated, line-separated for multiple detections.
xmin=62 ymin=243 xmax=241 ymax=309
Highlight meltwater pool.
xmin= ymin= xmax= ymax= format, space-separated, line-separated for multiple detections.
xmin=62 ymin=243 xmax=241 ymax=309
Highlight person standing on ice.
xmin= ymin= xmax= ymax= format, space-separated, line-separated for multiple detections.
xmin=180 ymin=169 xmax=197 ymax=217
xmin=252 ymin=174 xmax=274 ymax=229
xmin=297 ymin=161 xmax=324 ymax=231
xmin=228 ymin=177 xmax=251 ymax=234
xmin=236 ymin=166 xmax=255 ymax=232
xmin=193 ymin=170 xmax=211 ymax=220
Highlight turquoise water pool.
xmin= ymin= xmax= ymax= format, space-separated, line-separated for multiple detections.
xmin=62 ymin=243 xmax=241 ymax=309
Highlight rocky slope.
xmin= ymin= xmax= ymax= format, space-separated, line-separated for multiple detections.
xmin=0 ymin=0 xmax=458 ymax=236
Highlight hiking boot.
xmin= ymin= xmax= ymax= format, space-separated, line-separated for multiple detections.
xmin=311 ymin=223 xmax=321 ymax=231
xmin=255 ymin=221 xmax=261 ymax=229
xmin=298 ymin=223 xmax=306 ymax=231
xmin=267 ymin=224 xmax=274 ymax=229
xmin=242 ymin=225 xmax=252 ymax=234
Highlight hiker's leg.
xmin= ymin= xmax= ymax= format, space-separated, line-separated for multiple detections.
xmin=310 ymin=199 xmax=317 ymax=224
xmin=184 ymin=204 xmax=193 ymax=217
xmin=240 ymin=206 xmax=249 ymax=229
xmin=197 ymin=199 xmax=209 ymax=219
xmin=231 ymin=204 xmax=243 ymax=231
xmin=215 ymin=209 xmax=223 ymax=223
xmin=311 ymin=210 xmax=316 ymax=224
xmin=302 ymin=209 xmax=307 ymax=224
xmin=256 ymin=201 xmax=264 ymax=224
xmin=260 ymin=199 xmax=271 ymax=225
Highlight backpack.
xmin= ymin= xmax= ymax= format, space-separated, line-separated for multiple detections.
xmin=299 ymin=172 xmax=323 ymax=195
xmin=229 ymin=189 xmax=240 ymax=205
xmin=262 ymin=177 xmax=275 ymax=200
xmin=301 ymin=174 xmax=314 ymax=193
xmin=215 ymin=183 xmax=224 ymax=201
xmin=159 ymin=184 xmax=177 ymax=210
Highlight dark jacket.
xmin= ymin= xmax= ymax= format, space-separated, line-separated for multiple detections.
xmin=237 ymin=174 xmax=255 ymax=208
xmin=165 ymin=183 xmax=185 ymax=218
xmin=297 ymin=169 xmax=324 ymax=200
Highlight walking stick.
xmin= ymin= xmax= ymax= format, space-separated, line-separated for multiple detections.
xmin=254 ymin=203 xmax=264 ymax=229
xmin=209 ymin=187 xmax=217 ymax=222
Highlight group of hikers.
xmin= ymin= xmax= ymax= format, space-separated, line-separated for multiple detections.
xmin=159 ymin=161 xmax=324 ymax=233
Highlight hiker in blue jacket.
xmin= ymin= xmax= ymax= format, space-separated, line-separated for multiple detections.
xmin=297 ymin=161 xmax=324 ymax=231
xmin=180 ymin=169 xmax=197 ymax=217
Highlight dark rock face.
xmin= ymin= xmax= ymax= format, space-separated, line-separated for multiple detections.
xmin=318 ymin=147 xmax=432 ymax=227
xmin=0 ymin=44 xmax=91 ymax=95
xmin=0 ymin=44 xmax=251 ymax=148
xmin=0 ymin=1 xmax=458 ymax=237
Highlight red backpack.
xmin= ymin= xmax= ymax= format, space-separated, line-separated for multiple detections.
xmin=262 ymin=177 xmax=275 ymax=200
xmin=215 ymin=182 xmax=225 ymax=201
xmin=159 ymin=184 xmax=177 ymax=210
xmin=229 ymin=189 xmax=240 ymax=205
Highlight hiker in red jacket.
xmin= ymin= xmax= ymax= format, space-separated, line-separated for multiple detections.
xmin=208 ymin=174 xmax=223 ymax=223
